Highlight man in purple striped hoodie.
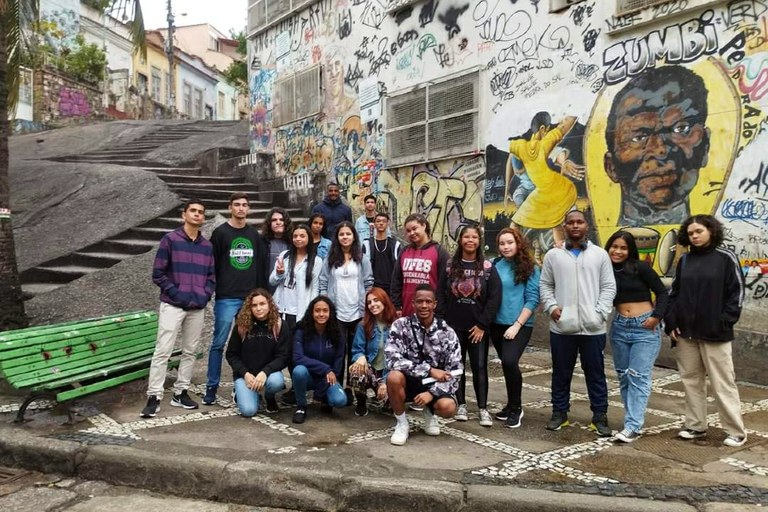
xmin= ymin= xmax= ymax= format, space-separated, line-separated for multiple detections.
xmin=141 ymin=200 xmax=216 ymax=418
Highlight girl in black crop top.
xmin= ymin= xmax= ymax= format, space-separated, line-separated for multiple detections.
xmin=604 ymin=231 xmax=669 ymax=443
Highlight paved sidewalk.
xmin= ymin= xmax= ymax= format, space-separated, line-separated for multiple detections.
xmin=1 ymin=345 xmax=767 ymax=510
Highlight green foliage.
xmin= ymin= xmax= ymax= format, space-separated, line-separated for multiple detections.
xmin=223 ymin=30 xmax=247 ymax=94
xmin=64 ymin=34 xmax=107 ymax=83
xmin=83 ymin=0 xmax=113 ymax=10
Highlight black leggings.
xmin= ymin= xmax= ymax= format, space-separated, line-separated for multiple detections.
xmin=456 ymin=329 xmax=489 ymax=409
xmin=338 ymin=318 xmax=361 ymax=386
xmin=490 ymin=323 xmax=532 ymax=411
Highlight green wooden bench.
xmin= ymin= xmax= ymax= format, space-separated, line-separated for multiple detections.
xmin=0 ymin=311 xmax=179 ymax=423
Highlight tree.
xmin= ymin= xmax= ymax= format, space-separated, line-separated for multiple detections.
xmin=222 ymin=30 xmax=247 ymax=95
xmin=0 ymin=0 xmax=145 ymax=331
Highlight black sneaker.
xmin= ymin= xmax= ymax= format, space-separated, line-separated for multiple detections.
xmin=355 ymin=394 xmax=368 ymax=417
xmin=281 ymin=389 xmax=297 ymax=406
xmin=589 ymin=414 xmax=612 ymax=437
xmin=546 ymin=410 xmax=569 ymax=431
xmin=293 ymin=408 xmax=306 ymax=424
xmin=505 ymin=409 xmax=524 ymax=429
xmin=170 ymin=390 xmax=199 ymax=409
xmin=202 ymin=386 xmax=217 ymax=405
xmin=265 ymin=396 xmax=279 ymax=413
xmin=140 ymin=396 xmax=160 ymax=418
xmin=495 ymin=405 xmax=511 ymax=421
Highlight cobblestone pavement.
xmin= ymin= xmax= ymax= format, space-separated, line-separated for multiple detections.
xmin=2 ymin=345 xmax=767 ymax=508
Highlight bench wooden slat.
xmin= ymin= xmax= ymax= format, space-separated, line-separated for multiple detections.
xmin=0 ymin=324 xmax=158 ymax=375
xmin=0 ymin=316 xmax=157 ymax=353
xmin=10 ymin=343 xmax=158 ymax=389
xmin=0 ymin=311 xmax=156 ymax=344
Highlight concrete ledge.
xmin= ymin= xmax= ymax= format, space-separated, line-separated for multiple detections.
xmin=217 ymin=460 xmax=340 ymax=511
xmin=464 ymin=485 xmax=698 ymax=512
xmin=341 ymin=477 xmax=465 ymax=512
xmin=0 ymin=427 xmax=84 ymax=475
xmin=79 ymin=445 xmax=227 ymax=500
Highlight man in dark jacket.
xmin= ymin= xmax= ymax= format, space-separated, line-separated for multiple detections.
xmin=312 ymin=183 xmax=352 ymax=238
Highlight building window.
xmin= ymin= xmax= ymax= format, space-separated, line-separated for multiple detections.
xmin=137 ymin=72 xmax=148 ymax=94
xmin=19 ymin=67 xmax=33 ymax=104
xmin=209 ymin=36 xmax=220 ymax=52
xmin=218 ymin=91 xmax=226 ymax=117
xmin=616 ymin=0 xmax=668 ymax=15
xmin=151 ymin=67 xmax=162 ymax=100
xmin=385 ymin=70 xmax=480 ymax=167
xmin=273 ymin=64 xmax=322 ymax=126
xmin=549 ymin=0 xmax=585 ymax=12
xmin=248 ymin=0 xmax=315 ymax=36
xmin=194 ymin=88 xmax=204 ymax=118
xmin=183 ymin=82 xmax=192 ymax=115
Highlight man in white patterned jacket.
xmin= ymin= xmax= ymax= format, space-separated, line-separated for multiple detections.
xmin=385 ymin=284 xmax=462 ymax=446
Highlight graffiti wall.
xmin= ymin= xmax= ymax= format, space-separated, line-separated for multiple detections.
xmin=248 ymin=0 xmax=768 ymax=327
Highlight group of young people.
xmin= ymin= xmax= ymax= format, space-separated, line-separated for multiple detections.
xmin=142 ymin=183 xmax=747 ymax=448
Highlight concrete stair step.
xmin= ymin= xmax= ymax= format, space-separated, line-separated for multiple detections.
xmin=73 ymin=251 xmax=132 ymax=267
xmin=86 ymin=149 xmax=155 ymax=156
xmin=142 ymin=167 xmax=202 ymax=175
xmin=179 ymin=197 xmax=272 ymax=210
xmin=154 ymin=174 xmax=245 ymax=184
xmin=87 ymin=238 xmax=159 ymax=255
xmin=22 ymin=283 xmax=64 ymax=300
xmin=55 ymin=157 xmax=156 ymax=166
xmin=20 ymin=266 xmax=89 ymax=284
xmin=121 ymin=227 xmax=174 ymax=241
xmin=168 ymin=185 xmax=264 ymax=196
xmin=141 ymin=216 xmax=183 ymax=229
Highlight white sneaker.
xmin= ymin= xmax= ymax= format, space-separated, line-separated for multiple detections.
xmin=479 ymin=408 xmax=493 ymax=427
xmin=455 ymin=404 xmax=468 ymax=421
xmin=423 ymin=408 xmax=441 ymax=436
xmin=723 ymin=435 xmax=747 ymax=447
xmin=390 ymin=421 xmax=410 ymax=445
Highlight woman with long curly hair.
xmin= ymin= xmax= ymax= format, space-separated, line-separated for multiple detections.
xmin=291 ymin=296 xmax=348 ymax=423
xmin=349 ymin=287 xmax=397 ymax=416
xmin=225 ymin=289 xmax=290 ymax=417
xmin=441 ymin=225 xmax=501 ymax=427
xmin=490 ymin=227 xmax=540 ymax=429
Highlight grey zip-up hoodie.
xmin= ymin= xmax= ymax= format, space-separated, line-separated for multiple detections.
xmin=539 ymin=242 xmax=616 ymax=335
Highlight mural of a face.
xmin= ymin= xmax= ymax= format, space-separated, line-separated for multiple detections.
xmin=604 ymin=66 xmax=711 ymax=225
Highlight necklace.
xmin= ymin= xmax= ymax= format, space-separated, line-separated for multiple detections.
xmin=374 ymin=238 xmax=388 ymax=253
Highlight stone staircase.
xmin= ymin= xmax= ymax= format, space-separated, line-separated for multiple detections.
xmin=21 ymin=122 xmax=302 ymax=300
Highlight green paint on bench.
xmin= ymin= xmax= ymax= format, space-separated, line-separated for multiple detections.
xmin=0 ymin=311 xmax=181 ymax=422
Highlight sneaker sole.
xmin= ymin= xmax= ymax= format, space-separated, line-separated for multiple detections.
xmin=723 ymin=440 xmax=747 ymax=447
xmin=479 ymin=420 xmax=493 ymax=427
xmin=423 ymin=428 xmax=440 ymax=436
xmin=505 ymin=411 xmax=524 ymax=429
xmin=355 ymin=410 xmax=369 ymax=417
xmin=546 ymin=420 xmax=569 ymax=431
xmin=589 ymin=424 xmax=613 ymax=437
xmin=390 ymin=436 xmax=408 ymax=446
xmin=140 ymin=407 xmax=159 ymax=418
xmin=170 ymin=401 xmax=199 ymax=410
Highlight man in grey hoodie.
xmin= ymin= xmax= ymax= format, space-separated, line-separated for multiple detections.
xmin=539 ymin=210 xmax=616 ymax=436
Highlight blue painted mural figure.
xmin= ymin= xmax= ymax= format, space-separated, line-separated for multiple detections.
xmin=603 ymin=66 xmax=711 ymax=227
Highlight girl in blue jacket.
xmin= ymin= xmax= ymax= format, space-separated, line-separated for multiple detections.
xmin=291 ymin=296 xmax=347 ymax=424
xmin=349 ymin=287 xmax=397 ymax=417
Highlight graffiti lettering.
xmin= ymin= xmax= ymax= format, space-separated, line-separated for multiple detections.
xmin=438 ymin=4 xmax=469 ymax=39
xmin=570 ymin=2 xmax=594 ymax=27
xmin=730 ymin=52 xmax=768 ymax=102
xmin=418 ymin=34 xmax=437 ymax=58
xmin=604 ymin=11 xmax=642 ymax=32
xmin=721 ymin=197 xmax=768 ymax=226
xmin=390 ymin=30 xmax=419 ymax=56
xmin=369 ymin=38 xmax=393 ymax=76
xmin=651 ymin=0 xmax=689 ymax=19
xmin=739 ymin=161 xmax=768 ymax=197
xmin=719 ymin=0 xmax=768 ymax=30
xmin=338 ymin=9 xmax=352 ymax=39
xmin=602 ymin=11 xmax=719 ymax=85
xmin=419 ymin=0 xmax=439 ymax=27
xmin=583 ymin=27 xmax=600 ymax=53
xmin=345 ymin=62 xmax=364 ymax=88
xmin=394 ymin=5 xmax=413 ymax=25
xmin=434 ymin=43 xmax=453 ymax=68
xmin=474 ymin=6 xmax=531 ymax=43
xmin=490 ymin=66 xmax=516 ymax=100
xmin=360 ymin=0 xmax=387 ymax=30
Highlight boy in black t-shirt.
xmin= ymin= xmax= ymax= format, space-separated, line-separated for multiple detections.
xmin=363 ymin=212 xmax=401 ymax=297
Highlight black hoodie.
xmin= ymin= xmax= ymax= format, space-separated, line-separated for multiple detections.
xmin=664 ymin=245 xmax=745 ymax=342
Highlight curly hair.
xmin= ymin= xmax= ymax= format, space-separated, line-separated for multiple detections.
xmin=297 ymin=296 xmax=341 ymax=348
xmin=363 ymin=287 xmax=397 ymax=340
xmin=495 ymin=227 xmax=535 ymax=284
xmin=327 ymin=221 xmax=363 ymax=268
xmin=235 ymin=288 xmax=280 ymax=338
xmin=677 ymin=214 xmax=724 ymax=248
xmin=403 ymin=213 xmax=431 ymax=237
xmin=261 ymin=207 xmax=293 ymax=240
xmin=449 ymin=225 xmax=485 ymax=284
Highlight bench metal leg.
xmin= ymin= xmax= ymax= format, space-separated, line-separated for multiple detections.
xmin=15 ymin=392 xmax=56 ymax=423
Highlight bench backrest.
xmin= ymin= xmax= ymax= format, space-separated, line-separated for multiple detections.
xmin=0 ymin=311 xmax=158 ymax=389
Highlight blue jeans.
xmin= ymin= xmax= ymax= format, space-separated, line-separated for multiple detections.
xmin=610 ymin=311 xmax=661 ymax=433
xmin=206 ymin=298 xmax=244 ymax=389
xmin=550 ymin=332 xmax=608 ymax=414
xmin=233 ymin=372 xmax=286 ymax=417
xmin=291 ymin=365 xmax=347 ymax=408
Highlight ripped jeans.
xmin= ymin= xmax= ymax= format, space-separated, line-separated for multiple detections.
xmin=610 ymin=311 xmax=661 ymax=433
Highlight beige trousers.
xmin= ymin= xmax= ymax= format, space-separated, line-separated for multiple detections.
xmin=676 ymin=338 xmax=746 ymax=438
xmin=147 ymin=302 xmax=205 ymax=398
